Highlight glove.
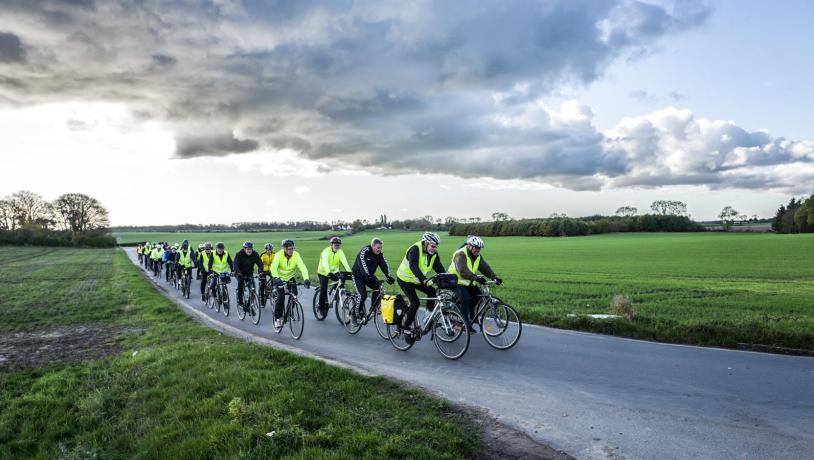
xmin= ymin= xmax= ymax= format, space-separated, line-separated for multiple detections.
xmin=476 ymin=276 xmax=488 ymax=285
xmin=303 ymin=280 xmax=311 ymax=289
xmin=386 ymin=276 xmax=395 ymax=285
xmin=494 ymin=277 xmax=503 ymax=286
xmin=329 ymin=273 xmax=339 ymax=282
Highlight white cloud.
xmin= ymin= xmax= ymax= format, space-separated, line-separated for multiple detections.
xmin=295 ymin=186 xmax=310 ymax=194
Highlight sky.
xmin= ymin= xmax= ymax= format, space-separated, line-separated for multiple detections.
xmin=0 ymin=0 xmax=812 ymax=225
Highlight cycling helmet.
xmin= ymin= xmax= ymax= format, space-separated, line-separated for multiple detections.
xmin=204 ymin=242 xmax=212 ymax=250
xmin=264 ymin=243 xmax=274 ymax=250
xmin=466 ymin=235 xmax=485 ymax=248
xmin=215 ymin=242 xmax=225 ymax=249
xmin=422 ymin=232 xmax=441 ymax=245
xmin=172 ymin=243 xmax=180 ymax=249
xmin=330 ymin=236 xmax=341 ymax=244
xmin=243 ymin=241 xmax=253 ymax=249
xmin=281 ymin=239 xmax=294 ymax=248
xmin=181 ymin=239 xmax=189 ymax=246
xmin=198 ymin=243 xmax=204 ymax=249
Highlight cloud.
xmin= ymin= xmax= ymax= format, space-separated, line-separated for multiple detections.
xmin=0 ymin=1 xmax=710 ymax=163
xmin=295 ymin=186 xmax=310 ymax=194
xmin=0 ymin=32 xmax=25 ymax=63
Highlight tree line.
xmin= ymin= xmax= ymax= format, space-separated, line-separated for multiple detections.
xmin=772 ymin=193 xmax=814 ymax=233
xmin=0 ymin=190 xmax=114 ymax=247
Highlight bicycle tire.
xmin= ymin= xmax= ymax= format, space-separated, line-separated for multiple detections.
xmin=333 ymin=289 xmax=345 ymax=324
xmin=289 ymin=298 xmax=304 ymax=339
xmin=213 ymin=285 xmax=221 ymax=312
xmin=221 ymin=285 xmax=230 ymax=317
xmin=387 ymin=322 xmax=415 ymax=351
xmin=249 ymin=292 xmax=261 ymax=325
xmin=312 ymin=287 xmax=327 ymax=320
xmin=433 ymin=306 xmax=470 ymax=360
xmin=343 ymin=295 xmax=362 ymax=334
xmin=480 ymin=301 xmax=522 ymax=350
xmin=373 ymin=301 xmax=391 ymax=340
xmin=237 ymin=287 xmax=247 ymax=320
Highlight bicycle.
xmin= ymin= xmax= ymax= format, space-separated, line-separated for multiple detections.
xmin=236 ymin=274 xmax=262 ymax=325
xmin=259 ymin=273 xmax=273 ymax=308
xmin=166 ymin=261 xmax=178 ymax=286
xmin=466 ymin=280 xmax=522 ymax=350
xmin=311 ymin=272 xmax=354 ymax=323
xmin=152 ymin=259 xmax=162 ymax=278
xmin=340 ymin=278 xmax=392 ymax=340
xmin=179 ymin=266 xmax=193 ymax=299
xmin=387 ymin=275 xmax=470 ymax=360
xmin=269 ymin=279 xmax=305 ymax=339
xmin=205 ymin=272 xmax=231 ymax=316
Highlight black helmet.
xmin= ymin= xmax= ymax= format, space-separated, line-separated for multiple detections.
xmin=282 ymin=239 xmax=294 ymax=248
xmin=215 ymin=242 xmax=225 ymax=249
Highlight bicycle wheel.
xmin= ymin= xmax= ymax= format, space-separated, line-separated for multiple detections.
xmin=312 ymin=287 xmax=327 ymax=320
xmin=387 ymin=322 xmax=415 ymax=351
xmin=272 ymin=293 xmax=284 ymax=334
xmin=433 ymin=307 xmax=470 ymax=360
xmin=237 ymin=287 xmax=247 ymax=320
xmin=249 ymin=292 xmax=261 ymax=325
xmin=480 ymin=301 xmax=522 ymax=350
xmin=221 ymin=285 xmax=230 ymax=317
xmin=185 ymin=276 xmax=191 ymax=299
xmin=333 ymin=290 xmax=344 ymax=324
xmin=288 ymin=298 xmax=304 ymax=340
xmin=212 ymin=285 xmax=221 ymax=312
xmin=343 ymin=295 xmax=362 ymax=334
xmin=373 ymin=301 xmax=391 ymax=340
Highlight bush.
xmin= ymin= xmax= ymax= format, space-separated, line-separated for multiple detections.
xmin=0 ymin=229 xmax=116 ymax=248
xmin=610 ymin=294 xmax=636 ymax=320
xmin=449 ymin=214 xmax=703 ymax=237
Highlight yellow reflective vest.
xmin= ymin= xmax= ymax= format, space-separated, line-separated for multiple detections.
xmin=261 ymin=251 xmax=275 ymax=272
xmin=211 ymin=251 xmax=231 ymax=274
xmin=270 ymin=251 xmax=309 ymax=282
xmin=447 ymin=247 xmax=480 ymax=286
xmin=397 ymin=242 xmax=437 ymax=285
xmin=178 ymin=249 xmax=193 ymax=268
xmin=317 ymin=246 xmax=351 ymax=276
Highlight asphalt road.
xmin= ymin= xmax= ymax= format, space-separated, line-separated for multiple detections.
xmin=127 ymin=250 xmax=814 ymax=460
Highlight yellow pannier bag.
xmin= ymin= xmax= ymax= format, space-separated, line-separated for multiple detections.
xmin=381 ymin=294 xmax=398 ymax=324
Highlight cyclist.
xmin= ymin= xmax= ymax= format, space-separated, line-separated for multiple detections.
xmin=448 ymin=235 xmax=502 ymax=330
xmin=197 ymin=242 xmax=214 ymax=301
xmin=259 ymin=243 xmax=276 ymax=301
xmin=164 ymin=244 xmax=179 ymax=282
xmin=177 ymin=240 xmax=196 ymax=284
xmin=150 ymin=243 xmax=164 ymax=275
xmin=396 ymin=232 xmax=445 ymax=341
xmin=206 ymin=242 xmax=233 ymax=298
xmin=270 ymin=239 xmax=310 ymax=329
xmin=233 ymin=241 xmax=263 ymax=309
xmin=351 ymin=238 xmax=395 ymax=326
xmin=141 ymin=242 xmax=151 ymax=268
xmin=316 ymin=236 xmax=352 ymax=316
xmin=196 ymin=243 xmax=205 ymax=280
xmin=136 ymin=243 xmax=143 ymax=263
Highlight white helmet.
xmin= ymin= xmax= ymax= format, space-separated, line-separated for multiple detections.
xmin=422 ymin=232 xmax=441 ymax=245
xmin=467 ymin=235 xmax=485 ymax=248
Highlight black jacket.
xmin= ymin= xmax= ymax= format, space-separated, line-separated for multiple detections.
xmin=233 ymin=249 xmax=263 ymax=276
xmin=352 ymin=245 xmax=391 ymax=280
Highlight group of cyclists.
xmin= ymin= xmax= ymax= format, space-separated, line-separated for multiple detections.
xmin=136 ymin=232 xmax=506 ymax=349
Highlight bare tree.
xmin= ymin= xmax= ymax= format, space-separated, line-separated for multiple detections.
xmin=53 ymin=193 xmax=110 ymax=233
xmin=615 ymin=206 xmax=638 ymax=217
xmin=0 ymin=199 xmax=15 ymax=231
xmin=8 ymin=190 xmax=50 ymax=228
xmin=491 ymin=212 xmax=511 ymax=222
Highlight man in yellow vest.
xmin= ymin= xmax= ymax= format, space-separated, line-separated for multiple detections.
xmin=259 ymin=243 xmax=275 ymax=303
xmin=448 ymin=235 xmax=502 ymax=329
xmin=270 ymin=239 xmax=310 ymax=329
xmin=136 ymin=243 xmax=143 ymax=264
xmin=197 ymin=242 xmax=214 ymax=301
xmin=177 ymin=240 xmax=195 ymax=287
xmin=316 ymin=236 xmax=352 ymax=315
xmin=150 ymin=243 xmax=164 ymax=277
xmin=396 ymin=232 xmax=446 ymax=336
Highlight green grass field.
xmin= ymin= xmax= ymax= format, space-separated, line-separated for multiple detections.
xmin=117 ymin=231 xmax=814 ymax=351
xmin=0 ymin=247 xmax=478 ymax=458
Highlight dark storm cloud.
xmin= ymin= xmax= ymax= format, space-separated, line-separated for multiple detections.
xmin=6 ymin=0 xmax=810 ymax=191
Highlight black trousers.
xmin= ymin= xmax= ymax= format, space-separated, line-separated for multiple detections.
xmin=455 ymin=285 xmax=482 ymax=323
xmin=317 ymin=274 xmax=339 ymax=310
xmin=274 ymin=281 xmax=298 ymax=319
xmin=354 ymin=276 xmax=381 ymax=315
xmin=236 ymin=274 xmax=254 ymax=304
xmin=397 ymin=279 xmax=436 ymax=327
xmin=200 ymin=270 xmax=212 ymax=296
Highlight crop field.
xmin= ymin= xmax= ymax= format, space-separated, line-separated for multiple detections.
xmin=117 ymin=231 xmax=814 ymax=351
xmin=0 ymin=247 xmax=477 ymax=458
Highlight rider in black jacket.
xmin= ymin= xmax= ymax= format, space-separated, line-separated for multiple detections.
xmin=233 ymin=241 xmax=264 ymax=307
xmin=351 ymin=238 xmax=395 ymax=325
